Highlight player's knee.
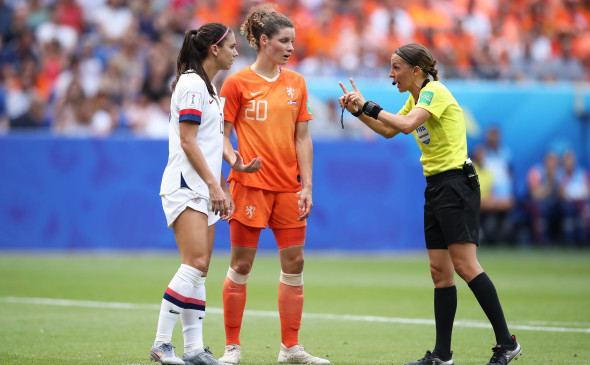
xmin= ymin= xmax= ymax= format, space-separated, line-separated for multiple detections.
xmin=282 ymin=252 xmax=304 ymax=273
xmin=291 ymin=253 xmax=305 ymax=270
xmin=454 ymin=263 xmax=483 ymax=282
xmin=187 ymin=257 xmax=210 ymax=274
xmin=231 ymin=260 xmax=253 ymax=276
xmin=430 ymin=264 xmax=453 ymax=286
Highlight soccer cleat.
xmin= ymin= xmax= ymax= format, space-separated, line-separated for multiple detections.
xmin=218 ymin=344 xmax=241 ymax=364
xmin=404 ymin=350 xmax=454 ymax=365
xmin=486 ymin=335 xmax=522 ymax=365
xmin=277 ymin=343 xmax=330 ymax=364
xmin=150 ymin=342 xmax=185 ymax=364
xmin=183 ymin=347 xmax=231 ymax=365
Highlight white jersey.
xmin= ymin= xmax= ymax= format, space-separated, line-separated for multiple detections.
xmin=160 ymin=71 xmax=225 ymax=197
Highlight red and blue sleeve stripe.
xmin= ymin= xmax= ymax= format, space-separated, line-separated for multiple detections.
xmin=163 ymin=287 xmax=206 ymax=311
xmin=179 ymin=108 xmax=202 ymax=124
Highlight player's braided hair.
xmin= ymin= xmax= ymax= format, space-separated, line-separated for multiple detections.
xmin=171 ymin=23 xmax=231 ymax=95
xmin=240 ymin=4 xmax=293 ymax=51
xmin=395 ymin=43 xmax=439 ymax=81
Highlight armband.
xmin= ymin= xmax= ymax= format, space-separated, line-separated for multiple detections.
xmin=362 ymin=101 xmax=383 ymax=119
xmin=351 ymin=109 xmax=363 ymax=117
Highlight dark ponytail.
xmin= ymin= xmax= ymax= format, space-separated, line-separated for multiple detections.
xmin=170 ymin=23 xmax=232 ymax=96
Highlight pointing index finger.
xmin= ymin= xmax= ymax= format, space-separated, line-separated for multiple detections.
xmin=339 ymin=81 xmax=349 ymax=94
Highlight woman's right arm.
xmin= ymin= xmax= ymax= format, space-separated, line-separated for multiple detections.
xmin=338 ymin=81 xmax=399 ymax=139
xmin=339 ymin=79 xmax=429 ymax=138
xmin=180 ymin=121 xmax=228 ymax=216
xmin=355 ymin=112 xmax=401 ymax=139
xmin=223 ymin=121 xmax=238 ymax=166
xmin=223 ymin=120 xmax=262 ymax=172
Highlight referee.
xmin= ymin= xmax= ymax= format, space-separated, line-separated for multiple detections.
xmin=338 ymin=43 xmax=521 ymax=365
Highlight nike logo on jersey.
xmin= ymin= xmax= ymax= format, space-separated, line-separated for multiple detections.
xmin=250 ymin=91 xmax=262 ymax=96
xmin=209 ymin=100 xmax=214 ymax=104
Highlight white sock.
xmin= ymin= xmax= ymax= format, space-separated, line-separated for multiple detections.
xmin=154 ymin=264 xmax=203 ymax=344
xmin=181 ymin=276 xmax=206 ymax=353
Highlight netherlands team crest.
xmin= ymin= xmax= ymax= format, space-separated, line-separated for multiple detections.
xmin=286 ymin=87 xmax=295 ymax=98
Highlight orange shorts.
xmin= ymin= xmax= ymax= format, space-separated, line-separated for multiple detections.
xmin=229 ymin=220 xmax=306 ymax=249
xmin=229 ymin=180 xmax=307 ymax=230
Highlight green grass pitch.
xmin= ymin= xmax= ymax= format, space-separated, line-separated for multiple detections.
xmin=1 ymin=248 xmax=589 ymax=364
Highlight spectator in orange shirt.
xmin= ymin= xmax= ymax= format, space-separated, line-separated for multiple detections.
xmin=408 ymin=0 xmax=453 ymax=31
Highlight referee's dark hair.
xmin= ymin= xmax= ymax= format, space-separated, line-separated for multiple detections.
xmin=394 ymin=43 xmax=440 ymax=81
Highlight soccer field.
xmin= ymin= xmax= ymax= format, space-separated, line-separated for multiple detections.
xmin=1 ymin=248 xmax=589 ymax=365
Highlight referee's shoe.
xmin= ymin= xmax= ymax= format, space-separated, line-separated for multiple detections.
xmin=404 ymin=350 xmax=453 ymax=365
xmin=486 ymin=335 xmax=522 ymax=365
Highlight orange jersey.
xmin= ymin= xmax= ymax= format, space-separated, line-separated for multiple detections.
xmin=220 ymin=67 xmax=312 ymax=192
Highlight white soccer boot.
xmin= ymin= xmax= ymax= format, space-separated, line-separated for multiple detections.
xmin=277 ymin=344 xmax=330 ymax=364
xmin=218 ymin=344 xmax=241 ymax=364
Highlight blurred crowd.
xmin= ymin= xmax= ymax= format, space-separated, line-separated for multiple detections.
xmin=1 ymin=0 xmax=590 ymax=136
xmin=1 ymin=0 xmax=589 ymax=244
xmin=472 ymin=126 xmax=590 ymax=246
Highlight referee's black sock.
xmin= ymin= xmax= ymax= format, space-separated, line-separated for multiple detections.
xmin=433 ymin=285 xmax=456 ymax=359
xmin=468 ymin=272 xmax=513 ymax=347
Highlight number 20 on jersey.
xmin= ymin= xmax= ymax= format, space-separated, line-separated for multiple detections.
xmin=245 ymin=100 xmax=268 ymax=121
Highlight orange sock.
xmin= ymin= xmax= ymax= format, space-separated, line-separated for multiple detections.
xmin=222 ymin=277 xmax=247 ymax=346
xmin=278 ymin=282 xmax=304 ymax=348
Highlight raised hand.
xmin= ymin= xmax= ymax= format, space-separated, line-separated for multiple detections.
xmin=338 ymin=78 xmax=366 ymax=114
xmin=232 ymin=150 xmax=262 ymax=173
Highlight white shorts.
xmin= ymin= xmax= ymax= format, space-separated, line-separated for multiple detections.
xmin=161 ymin=188 xmax=221 ymax=228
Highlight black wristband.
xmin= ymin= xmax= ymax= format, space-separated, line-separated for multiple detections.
xmin=362 ymin=101 xmax=383 ymax=119
xmin=351 ymin=109 xmax=363 ymax=117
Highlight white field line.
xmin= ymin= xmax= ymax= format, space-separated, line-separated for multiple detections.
xmin=1 ymin=296 xmax=589 ymax=334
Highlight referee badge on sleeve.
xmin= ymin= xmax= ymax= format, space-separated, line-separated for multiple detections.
xmin=415 ymin=124 xmax=431 ymax=145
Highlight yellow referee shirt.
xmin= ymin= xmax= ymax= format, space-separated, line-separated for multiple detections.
xmin=399 ymin=81 xmax=467 ymax=177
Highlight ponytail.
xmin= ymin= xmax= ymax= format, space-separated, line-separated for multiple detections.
xmin=171 ymin=23 xmax=231 ymax=95
xmin=395 ymin=43 xmax=440 ymax=81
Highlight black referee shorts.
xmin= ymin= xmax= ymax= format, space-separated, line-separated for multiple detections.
xmin=424 ymin=169 xmax=480 ymax=249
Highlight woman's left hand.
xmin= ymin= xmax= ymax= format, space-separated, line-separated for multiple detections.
xmin=297 ymin=187 xmax=313 ymax=221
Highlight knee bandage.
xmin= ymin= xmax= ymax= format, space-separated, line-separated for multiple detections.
xmin=227 ymin=267 xmax=250 ymax=285
xmin=279 ymin=271 xmax=303 ymax=286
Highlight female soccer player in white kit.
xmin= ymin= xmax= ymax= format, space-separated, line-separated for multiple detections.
xmin=149 ymin=23 xmax=247 ymax=365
